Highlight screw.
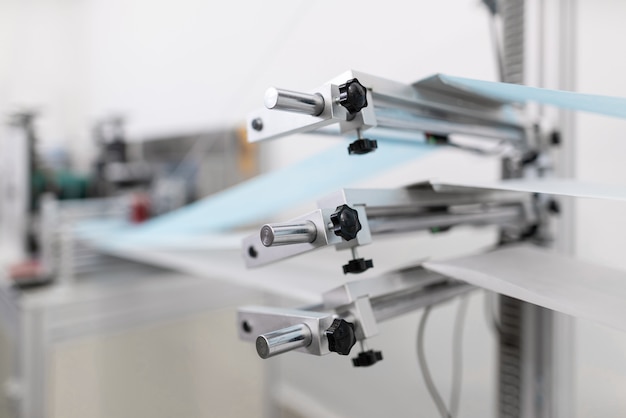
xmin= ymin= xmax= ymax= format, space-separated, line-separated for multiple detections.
xmin=251 ymin=118 xmax=263 ymax=131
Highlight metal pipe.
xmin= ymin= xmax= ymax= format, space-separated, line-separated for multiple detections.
xmin=367 ymin=206 xmax=522 ymax=235
xmin=264 ymin=87 xmax=325 ymax=116
xmin=370 ymin=281 xmax=474 ymax=322
xmin=375 ymin=112 xmax=524 ymax=143
xmin=260 ymin=221 xmax=317 ymax=247
xmin=256 ymin=324 xmax=312 ymax=359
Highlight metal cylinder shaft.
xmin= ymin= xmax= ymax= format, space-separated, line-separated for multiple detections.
xmin=256 ymin=324 xmax=312 ymax=359
xmin=366 ymin=206 xmax=522 ymax=235
xmin=264 ymin=87 xmax=325 ymax=116
xmin=260 ymin=221 xmax=317 ymax=247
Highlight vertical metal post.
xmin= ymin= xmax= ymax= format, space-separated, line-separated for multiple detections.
xmin=551 ymin=1 xmax=578 ymax=417
xmin=496 ymin=1 xmax=576 ymax=417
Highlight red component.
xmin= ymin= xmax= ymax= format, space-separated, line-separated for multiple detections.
xmin=130 ymin=193 xmax=151 ymax=223
xmin=9 ymin=259 xmax=42 ymax=280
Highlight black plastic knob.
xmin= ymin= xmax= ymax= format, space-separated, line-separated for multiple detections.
xmin=352 ymin=350 xmax=383 ymax=367
xmin=330 ymin=205 xmax=362 ymax=241
xmin=342 ymin=258 xmax=373 ymax=274
xmin=348 ymin=138 xmax=378 ymax=155
xmin=325 ymin=319 xmax=356 ymax=356
xmin=338 ymin=78 xmax=368 ymax=114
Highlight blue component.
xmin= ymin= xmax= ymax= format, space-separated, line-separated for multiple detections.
xmin=440 ymin=74 xmax=626 ymax=119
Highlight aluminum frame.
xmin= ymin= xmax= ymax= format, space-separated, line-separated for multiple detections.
xmin=242 ymin=181 xmax=536 ymax=269
xmin=238 ymin=265 xmax=474 ymax=360
xmin=247 ymin=70 xmax=530 ymax=147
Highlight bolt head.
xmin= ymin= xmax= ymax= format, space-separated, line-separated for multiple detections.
xmin=251 ymin=118 xmax=263 ymax=131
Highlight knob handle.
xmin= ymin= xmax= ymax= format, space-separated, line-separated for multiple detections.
xmin=352 ymin=349 xmax=383 ymax=367
xmin=330 ymin=205 xmax=362 ymax=241
xmin=338 ymin=78 xmax=368 ymax=114
xmin=348 ymin=138 xmax=378 ymax=155
xmin=342 ymin=258 xmax=374 ymax=274
xmin=325 ymin=319 xmax=356 ymax=356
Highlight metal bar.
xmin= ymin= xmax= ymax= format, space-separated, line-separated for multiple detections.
xmin=265 ymin=88 xmax=325 ymax=116
xmin=256 ymin=324 xmax=312 ymax=359
xmin=260 ymin=221 xmax=317 ymax=247
xmin=375 ymin=112 xmax=524 ymax=142
xmin=367 ymin=206 xmax=523 ymax=235
xmin=237 ymin=307 xmax=334 ymax=357
xmin=319 ymin=186 xmax=530 ymax=213
xmin=370 ymin=281 xmax=474 ymax=322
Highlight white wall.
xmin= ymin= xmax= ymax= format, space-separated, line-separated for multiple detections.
xmin=0 ymin=0 xmax=90 ymax=169
xmin=83 ymin=0 xmax=496 ymax=138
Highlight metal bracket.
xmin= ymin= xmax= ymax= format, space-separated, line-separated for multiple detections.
xmin=237 ymin=265 xmax=474 ymax=362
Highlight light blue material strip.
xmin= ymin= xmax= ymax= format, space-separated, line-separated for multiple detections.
xmin=440 ymin=74 xmax=626 ymax=119
xmin=95 ymin=140 xmax=435 ymax=247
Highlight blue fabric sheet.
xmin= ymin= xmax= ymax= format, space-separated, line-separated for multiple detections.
xmin=440 ymin=75 xmax=626 ymax=119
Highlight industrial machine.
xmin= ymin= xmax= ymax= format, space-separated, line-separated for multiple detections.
xmin=237 ymin=67 xmax=547 ymax=352
xmin=5 ymin=0 xmax=612 ymax=416
xmin=238 ymin=179 xmax=539 ymax=367
xmin=233 ymin=58 xmax=591 ymax=417
xmin=230 ymin=1 xmax=588 ymax=416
